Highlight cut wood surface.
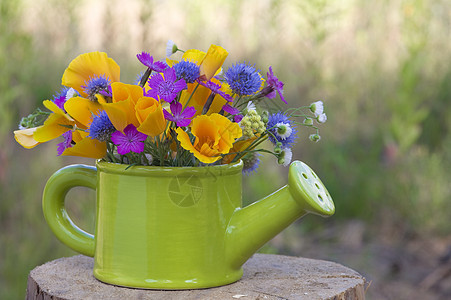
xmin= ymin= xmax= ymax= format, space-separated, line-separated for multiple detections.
xmin=26 ymin=254 xmax=366 ymax=300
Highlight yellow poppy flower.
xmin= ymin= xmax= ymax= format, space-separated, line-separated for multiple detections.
xmin=33 ymin=100 xmax=75 ymax=143
xmin=64 ymin=97 xmax=103 ymax=128
xmin=61 ymin=52 xmax=120 ymax=98
xmin=14 ymin=127 xmax=40 ymax=149
xmin=102 ymin=82 xmax=142 ymax=132
xmin=176 ymin=113 xmax=242 ymax=164
xmin=135 ymin=97 xmax=166 ymax=137
xmin=166 ymin=44 xmax=228 ymax=81
xmin=61 ymin=130 xmax=106 ymax=159
xmin=199 ymin=45 xmax=228 ymax=81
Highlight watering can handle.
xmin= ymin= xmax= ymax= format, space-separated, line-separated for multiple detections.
xmin=42 ymin=164 xmax=97 ymax=257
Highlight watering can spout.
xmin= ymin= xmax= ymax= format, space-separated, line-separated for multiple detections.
xmin=225 ymin=161 xmax=335 ymax=269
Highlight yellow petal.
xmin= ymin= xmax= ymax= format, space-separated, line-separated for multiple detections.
xmin=61 ymin=131 xmax=106 ymax=158
xmin=182 ymin=49 xmax=206 ymax=64
xmin=135 ymin=97 xmax=166 ymax=137
xmin=111 ymin=82 xmax=143 ymax=106
xmin=64 ymin=97 xmax=103 ymax=128
xmin=33 ymin=113 xmax=74 ymax=143
xmin=165 ymin=58 xmax=179 ymax=67
xmin=43 ymin=100 xmax=73 ymax=121
xmin=199 ymin=45 xmax=228 ymax=80
xmin=61 ymin=52 xmax=120 ymax=97
xmin=175 ymin=127 xmax=220 ymax=164
xmin=14 ymin=127 xmax=41 ymax=149
xmin=191 ymin=115 xmax=220 ymax=147
xmin=103 ymin=100 xmax=138 ymax=132
xmin=209 ymin=113 xmax=242 ymax=153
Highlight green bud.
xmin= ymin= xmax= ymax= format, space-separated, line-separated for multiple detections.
xmin=261 ymin=111 xmax=269 ymax=123
xmin=18 ymin=108 xmax=50 ymax=129
xmin=277 ymin=124 xmax=287 ymax=135
xmin=309 ymin=133 xmax=321 ymax=142
xmin=274 ymin=147 xmax=282 ymax=154
xmin=249 ymin=115 xmax=260 ymax=123
xmin=303 ymin=118 xmax=313 ymax=126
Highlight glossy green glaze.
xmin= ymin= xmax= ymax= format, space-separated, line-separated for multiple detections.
xmin=42 ymin=160 xmax=334 ymax=289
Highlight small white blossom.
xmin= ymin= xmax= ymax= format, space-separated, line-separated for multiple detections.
xmin=246 ymin=101 xmax=256 ymax=112
xmin=317 ymin=113 xmax=327 ymax=123
xmin=65 ymin=88 xmax=78 ymax=100
xmin=310 ymin=100 xmax=324 ymax=116
xmin=275 ymin=122 xmax=293 ymax=140
xmin=166 ymin=40 xmax=176 ymax=57
xmin=279 ymin=147 xmax=293 ymax=167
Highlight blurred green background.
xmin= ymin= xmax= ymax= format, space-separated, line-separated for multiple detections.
xmin=1 ymin=0 xmax=450 ymax=299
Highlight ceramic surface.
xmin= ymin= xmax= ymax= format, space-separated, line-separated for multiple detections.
xmin=42 ymin=160 xmax=334 ymax=289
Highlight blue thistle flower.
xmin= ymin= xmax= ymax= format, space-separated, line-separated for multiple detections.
xmin=243 ymin=152 xmax=261 ymax=174
xmin=266 ymin=112 xmax=297 ymax=148
xmin=82 ymin=75 xmax=111 ymax=100
xmin=224 ymin=63 xmax=263 ymax=96
xmin=173 ymin=61 xmax=200 ymax=83
xmin=88 ymin=111 xmax=115 ymax=142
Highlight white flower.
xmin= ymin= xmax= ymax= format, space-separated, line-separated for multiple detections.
xmin=166 ymin=40 xmax=176 ymax=57
xmin=275 ymin=122 xmax=293 ymax=140
xmin=65 ymin=88 xmax=78 ymax=100
xmin=246 ymin=101 xmax=256 ymax=112
xmin=310 ymin=100 xmax=324 ymax=116
xmin=317 ymin=113 xmax=327 ymax=123
xmin=279 ymin=147 xmax=293 ymax=167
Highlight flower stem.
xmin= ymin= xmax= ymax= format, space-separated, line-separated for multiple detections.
xmin=139 ymin=68 xmax=153 ymax=87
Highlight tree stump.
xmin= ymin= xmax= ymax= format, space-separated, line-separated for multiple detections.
xmin=26 ymin=254 xmax=366 ymax=299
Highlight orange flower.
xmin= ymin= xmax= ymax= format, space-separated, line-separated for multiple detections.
xmin=135 ymin=97 xmax=166 ymax=137
xmin=101 ymin=82 xmax=142 ymax=132
xmin=176 ymin=113 xmax=242 ymax=163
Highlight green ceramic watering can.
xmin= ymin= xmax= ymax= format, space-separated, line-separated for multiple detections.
xmin=42 ymin=160 xmax=334 ymax=289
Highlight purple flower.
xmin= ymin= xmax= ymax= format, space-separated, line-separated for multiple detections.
xmin=146 ymin=68 xmax=187 ymax=103
xmin=265 ymin=66 xmax=286 ymax=104
xmin=99 ymin=86 xmax=112 ymax=98
xmin=163 ymin=102 xmax=196 ymax=127
xmin=198 ymin=80 xmax=233 ymax=102
xmin=222 ymin=104 xmax=240 ymax=115
xmin=81 ymin=75 xmax=111 ymax=100
xmin=111 ymin=124 xmax=147 ymax=155
xmin=136 ymin=52 xmax=167 ymax=72
xmin=52 ymin=87 xmax=70 ymax=111
xmin=57 ymin=131 xmax=73 ymax=156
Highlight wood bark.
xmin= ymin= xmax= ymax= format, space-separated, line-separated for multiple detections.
xmin=26 ymin=254 xmax=366 ymax=299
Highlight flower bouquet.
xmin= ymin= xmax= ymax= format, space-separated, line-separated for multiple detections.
xmin=14 ymin=42 xmax=326 ymax=170
xmin=14 ymin=42 xmax=333 ymax=290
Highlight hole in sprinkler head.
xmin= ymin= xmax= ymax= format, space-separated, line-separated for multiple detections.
xmin=302 ymin=173 xmax=308 ymax=179
xmin=315 ymin=183 xmax=320 ymax=189
xmin=312 ymin=171 xmax=317 ymax=179
xmin=318 ymin=194 xmax=323 ymax=202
